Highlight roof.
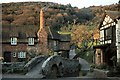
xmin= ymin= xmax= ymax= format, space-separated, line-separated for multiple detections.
xmin=93 ymin=44 xmax=110 ymax=49
xmin=48 ymin=31 xmax=71 ymax=41
xmin=2 ymin=25 xmax=71 ymax=42
xmin=26 ymin=32 xmax=37 ymax=37
xmin=48 ymin=31 xmax=59 ymax=40
xmin=99 ymin=11 xmax=120 ymax=28
xmin=18 ymin=32 xmax=27 ymax=39
xmin=59 ymin=34 xmax=71 ymax=41
xmin=2 ymin=25 xmax=38 ymax=38
xmin=2 ymin=32 xmax=10 ymax=39
xmin=105 ymin=11 xmax=120 ymax=20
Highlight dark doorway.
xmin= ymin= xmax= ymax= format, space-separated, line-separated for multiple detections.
xmin=107 ymin=51 xmax=113 ymax=66
xmin=60 ymin=51 xmax=69 ymax=58
xmin=3 ymin=51 xmax=11 ymax=62
xmin=105 ymin=48 xmax=117 ymax=67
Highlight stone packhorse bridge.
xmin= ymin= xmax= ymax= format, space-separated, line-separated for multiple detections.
xmin=24 ymin=55 xmax=90 ymax=78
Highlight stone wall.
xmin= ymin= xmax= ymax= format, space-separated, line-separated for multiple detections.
xmin=37 ymin=9 xmax=48 ymax=55
xmin=37 ymin=28 xmax=48 ymax=55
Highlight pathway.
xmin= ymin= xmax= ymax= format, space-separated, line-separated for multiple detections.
xmin=25 ymin=59 xmax=46 ymax=78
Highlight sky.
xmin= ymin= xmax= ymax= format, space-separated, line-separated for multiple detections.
xmin=1 ymin=0 xmax=119 ymax=8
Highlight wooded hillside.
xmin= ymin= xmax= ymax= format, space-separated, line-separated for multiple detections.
xmin=2 ymin=2 xmax=119 ymax=31
xmin=1 ymin=2 xmax=120 ymax=50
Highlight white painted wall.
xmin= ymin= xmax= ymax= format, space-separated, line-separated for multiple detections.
xmin=100 ymin=30 xmax=104 ymax=44
xmin=116 ymin=19 xmax=120 ymax=63
xmin=69 ymin=49 xmax=76 ymax=59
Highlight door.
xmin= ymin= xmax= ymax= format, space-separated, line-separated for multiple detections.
xmin=4 ymin=51 xmax=11 ymax=62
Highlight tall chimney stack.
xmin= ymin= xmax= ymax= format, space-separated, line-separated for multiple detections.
xmin=37 ymin=8 xmax=48 ymax=55
xmin=40 ymin=9 xmax=44 ymax=31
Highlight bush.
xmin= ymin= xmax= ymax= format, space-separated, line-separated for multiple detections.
xmin=96 ymin=63 xmax=108 ymax=70
xmin=90 ymin=64 xmax=95 ymax=72
xmin=116 ymin=63 xmax=120 ymax=73
xmin=2 ymin=62 xmax=25 ymax=73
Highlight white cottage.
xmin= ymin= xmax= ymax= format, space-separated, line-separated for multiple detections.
xmin=93 ymin=11 xmax=120 ymax=67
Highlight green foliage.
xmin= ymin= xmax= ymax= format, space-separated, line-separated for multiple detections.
xmin=96 ymin=63 xmax=108 ymax=70
xmin=76 ymin=8 xmax=95 ymax=23
xmin=90 ymin=64 xmax=95 ymax=68
xmin=116 ymin=62 xmax=120 ymax=72
xmin=60 ymin=23 xmax=73 ymax=32
xmin=71 ymin=24 xmax=94 ymax=49
xmin=80 ymin=51 xmax=94 ymax=64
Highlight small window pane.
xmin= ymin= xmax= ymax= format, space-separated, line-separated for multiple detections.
xmin=28 ymin=38 xmax=34 ymax=45
xmin=105 ymin=27 xmax=112 ymax=40
xmin=13 ymin=52 xmax=16 ymax=57
xmin=18 ymin=52 xmax=26 ymax=58
xmin=11 ymin=37 xmax=17 ymax=45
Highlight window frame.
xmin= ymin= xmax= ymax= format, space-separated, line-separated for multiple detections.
xmin=105 ymin=27 xmax=112 ymax=40
xmin=11 ymin=37 xmax=17 ymax=45
xmin=53 ymin=40 xmax=58 ymax=50
xmin=100 ymin=30 xmax=104 ymax=42
xmin=28 ymin=37 xmax=34 ymax=45
xmin=12 ymin=52 xmax=16 ymax=57
xmin=18 ymin=52 xmax=26 ymax=58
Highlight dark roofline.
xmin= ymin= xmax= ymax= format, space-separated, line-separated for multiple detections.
xmin=48 ymin=30 xmax=60 ymax=40
xmin=59 ymin=34 xmax=71 ymax=41
xmin=93 ymin=43 xmax=110 ymax=49
xmin=99 ymin=10 xmax=120 ymax=29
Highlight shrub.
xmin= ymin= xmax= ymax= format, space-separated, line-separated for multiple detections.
xmin=96 ymin=63 xmax=108 ymax=70
xmin=116 ymin=63 xmax=120 ymax=73
xmin=90 ymin=64 xmax=95 ymax=68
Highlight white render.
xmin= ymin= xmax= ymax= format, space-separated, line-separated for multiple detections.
xmin=102 ymin=15 xmax=113 ymax=26
xmin=69 ymin=49 xmax=76 ymax=59
xmin=100 ymin=30 xmax=104 ymax=44
xmin=116 ymin=19 xmax=120 ymax=63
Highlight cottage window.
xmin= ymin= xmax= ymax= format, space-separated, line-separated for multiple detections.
xmin=18 ymin=52 xmax=26 ymax=58
xmin=105 ymin=27 xmax=112 ymax=40
xmin=13 ymin=52 xmax=16 ymax=57
xmin=53 ymin=41 xmax=57 ymax=46
xmin=53 ymin=41 xmax=58 ymax=50
xmin=28 ymin=38 xmax=34 ymax=45
xmin=100 ymin=30 xmax=104 ymax=42
xmin=11 ymin=37 xmax=17 ymax=45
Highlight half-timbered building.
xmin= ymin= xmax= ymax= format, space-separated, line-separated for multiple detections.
xmin=93 ymin=11 xmax=120 ymax=67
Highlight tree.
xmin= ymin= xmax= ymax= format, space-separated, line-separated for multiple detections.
xmin=71 ymin=25 xmax=93 ymax=48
